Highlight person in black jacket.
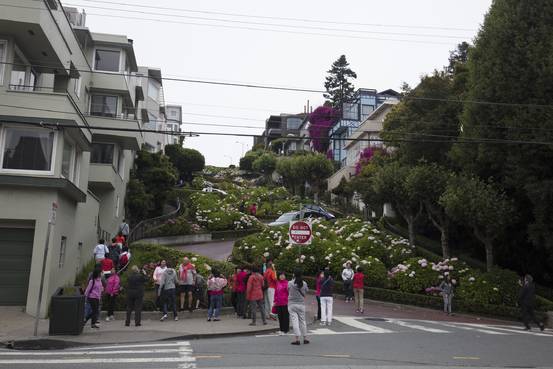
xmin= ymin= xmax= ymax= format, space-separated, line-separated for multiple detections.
xmin=125 ymin=265 xmax=148 ymax=327
xmin=518 ymin=274 xmax=545 ymax=331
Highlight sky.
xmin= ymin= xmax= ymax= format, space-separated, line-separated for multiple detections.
xmin=67 ymin=0 xmax=492 ymax=166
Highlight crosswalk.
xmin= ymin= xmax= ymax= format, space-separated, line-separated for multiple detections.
xmin=259 ymin=316 xmax=553 ymax=339
xmin=0 ymin=341 xmax=196 ymax=368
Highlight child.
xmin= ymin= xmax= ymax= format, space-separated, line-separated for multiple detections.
xmin=274 ymin=271 xmax=290 ymax=335
xmin=207 ymin=270 xmax=227 ymax=321
xmin=105 ymin=268 xmax=120 ymax=321
xmin=84 ymin=269 xmax=103 ymax=328
xmin=353 ymin=266 xmax=365 ymax=314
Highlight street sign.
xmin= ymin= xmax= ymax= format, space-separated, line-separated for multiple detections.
xmin=289 ymin=220 xmax=312 ymax=245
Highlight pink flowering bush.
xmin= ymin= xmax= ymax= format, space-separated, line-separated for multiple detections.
xmin=308 ymin=106 xmax=339 ymax=153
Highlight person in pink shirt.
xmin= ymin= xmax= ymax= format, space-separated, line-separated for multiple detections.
xmin=315 ymin=270 xmax=324 ymax=321
xmin=84 ymin=269 xmax=104 ymax=329
xmin=273 ymin=271 xmax=290 ymax=334
xmin=235 ymin=266 xmax=248 ymax=317
xmin=104 ymin=268 xmax=120 ymax=321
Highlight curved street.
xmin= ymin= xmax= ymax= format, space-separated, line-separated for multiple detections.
xmin=171 ymin=240 xmax=235 ymax=261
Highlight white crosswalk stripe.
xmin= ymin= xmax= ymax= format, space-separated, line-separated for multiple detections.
xmin=0 ymin=341 xmax=197 ymax=367
xmin=387 ymin=319 xmax=450 ymax=333
xmin=333 ymin=316 xmax=393 ymax=333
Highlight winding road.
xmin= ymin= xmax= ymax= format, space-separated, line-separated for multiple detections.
xmin=171 ymin=240 xmax=235 ymax=261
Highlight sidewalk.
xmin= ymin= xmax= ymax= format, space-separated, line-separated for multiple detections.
xmin=0 ymin=306 xmax=279 ymax=349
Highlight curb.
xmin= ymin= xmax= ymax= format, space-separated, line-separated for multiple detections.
xmin=1 ymin=325 xmax=278 ymax=351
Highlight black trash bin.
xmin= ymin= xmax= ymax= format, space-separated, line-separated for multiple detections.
xmin=49 ymin=287 xmax=85 ymax=335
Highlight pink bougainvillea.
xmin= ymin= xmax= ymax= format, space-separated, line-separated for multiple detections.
xmin=354 ymin=146 xmax=382 ymax=175
xmin=308 ymin=105 xmax=339 ymax=153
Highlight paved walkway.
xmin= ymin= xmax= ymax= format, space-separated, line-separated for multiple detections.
xmin=171 ymin=240 xmax=234 ymax=261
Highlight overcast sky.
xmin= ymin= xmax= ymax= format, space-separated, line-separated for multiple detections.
xmin=69 ymin=0 xmax=492 ymax=166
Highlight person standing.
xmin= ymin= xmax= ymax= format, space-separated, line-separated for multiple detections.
xmin=125 ymin=265 xmax=148 ymax=327
xmin=320 ymin=269 xmax=334 ymax=326
xmin=264 ymin=261 xmax=277 ymax=320
xmin=353 ymin=267 xmax=365 ymax=314
xmin=104 ymin=268 xmax=120 ymax=321
xmin=93 ymin=239 xmax=109 ymax=262
xmin=519 ymin=274 xmax=545 ymax=331
xmin=159 ymin=261 xmax=179 ymax=322
xmin=230 ymin=267 xmax=239 ymax=314
xmin=315 ymin=270 xmax=323 ymax=321
xmin=235 ymin=267 xmax=247 ymax=318
xmin=342 ymin=261 xmax=354 ymax=302
xmin=178 ymin=257 xmax=197 ymax=312
xmin=288 ymin=269 xmax=309 ymax=345
xmin=153 ymin=260 xmax=167 ymax=311
xmin=84 ymin=268 xmax=103 ymax=329
xmin=439 ymin=275 xmax=455 ymax=315
xmin=274 ymin=271 xmax=290 ymax=335
xmin=194 ymin=273 xmax=206 ymax=309
xmin=246 ymin=266 xmax=266 ymax=326
xmin=101 ymin=253 xmax=114 ymax=278
xmin=119 ymin=219 xmax=130 ymax=241
xmin=108 ymin=239 xmax=121 ymax=265
xmin=207 ymin=269 xmax=227 ymax=321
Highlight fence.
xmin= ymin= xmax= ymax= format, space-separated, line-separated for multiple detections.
xmin=127 ymin=199 xmax=181 ymax=243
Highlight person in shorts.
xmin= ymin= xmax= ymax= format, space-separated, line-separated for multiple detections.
xmin=178 ymin=257 xmax=197 ymax=312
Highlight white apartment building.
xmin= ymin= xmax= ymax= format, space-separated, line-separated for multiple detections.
xmin=0 ymin=1 xmax=172 ymax=317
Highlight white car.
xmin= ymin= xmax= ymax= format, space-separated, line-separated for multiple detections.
xmin=202 ymin=187 xmax=228 ymax=196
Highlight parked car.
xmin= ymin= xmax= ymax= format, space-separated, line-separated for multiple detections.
xmin=302 ymin=204 xmax=336 ymax=221
xmin=201 ymin=187 xmax=228 ymax=196
xmin=268 ymin=207 xmax=335 ymax=227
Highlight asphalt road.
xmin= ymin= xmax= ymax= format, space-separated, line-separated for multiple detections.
xmin=172 ymin=240 xmax=235 ymax=261
xmin=1 ymin=316 xmax=552 ymax=369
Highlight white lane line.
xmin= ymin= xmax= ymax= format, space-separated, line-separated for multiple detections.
xmin=309 ymin=328 xmax=372 ymax=335
xmin=0 ymin=348 xmax=191 ymax=356
xmin=387 ymin=319 xmax=450 ymax=333
xmin=457 ymin=323 xmax=552 ymax=337
xmin=432 ymin=322 xmax=508 ymax=335
xmin=334 ymin=316 xmax=393 ymax=333
xmin=67 ymin=341 xmax=191 ymax=350
xmin=0 ymin=357 xmax=196 ymax=364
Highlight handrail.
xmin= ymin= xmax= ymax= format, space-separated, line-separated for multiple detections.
xmin=128 ymin=198 xmax=181 ymax=243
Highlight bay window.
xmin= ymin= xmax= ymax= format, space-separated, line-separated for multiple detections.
xmin=9 ymin=47 xmax=36 ymax=92
xmin=90 ymin=94 xmax=118 ymax=117
xmin=91 ymin=143 xmax=114 ymax=164
xmin=94 ymin=49 xmax=120 ymax=72
xmin=1 ymin=126 xmax=55 ymax=172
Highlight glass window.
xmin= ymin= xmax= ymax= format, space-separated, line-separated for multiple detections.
xmin=342 ymin=103 xmax=358 ymax=120
xmin=95 ymin=49 xmax=120 ymax=72
xmin=286 ymin=118 xmax=302 ymax=130
xmin=58 ymin=236 xmax=67 ymax=269
xmin=90 ymin=95 xmax=117 ymax=117
xmin=0 ymin=40 xmax=6 ymax=85
xmin=148 ymin=80 xmax=159 ymax=101
xmin=2 ymin=127 xmax=55 ymax=171
xmin=73 ymin=77 xmax=81 ymax=98
xmin=171 ymin=110 xmax=177 ymax=117
xmin=90 ymin=143 xmax=114 ymax=164
xmin=61 ymin=139 xmax=74 ymax=179
xmin=10 ymin=52 xmax=27 ymax=90
xmin=361 ymin=104 xmax=375 ymax=121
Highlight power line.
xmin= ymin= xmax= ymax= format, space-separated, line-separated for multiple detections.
xmin=68 ymin=0 xmax=477 ymax=32
xmin=63 ymin=2 xmax=471 ymax=40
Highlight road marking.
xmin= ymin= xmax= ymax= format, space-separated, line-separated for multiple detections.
xmin=0 ymin=348 xmax=190 ymax=356
xmin=387 ymin=319 xmax=449 ymax=333
xmin=195 ymin=355 xmax=223 ymax=359
xmin=68 ymin=341 xmax=191 ymax=350
xmin=457 ymin=323 xmax=552 ymax=337
xmin=323 ymin=354 xmax=351 ymax=358
xmin=434 ymin=322 xmax=508 ymax=335
xmin=453 ymin=356 xmax=480 ymax=360
xmin=309 ymin=328 xmax=371 ymax=335
xmin=334 ymin=316 xmax=393 ymax=333
xmin=0 ymin=357 xmax=197 ymax=364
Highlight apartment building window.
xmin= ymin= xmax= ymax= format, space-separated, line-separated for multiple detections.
xmin=342 ymin=103 xmax=358 ymax=120
xmin=287 ymin=117 xmax=302 ymax=130
xmin=90 ymin=143 xmax=114 ymax=164
xmin=1 ymin=126 xmax=55 ymax=172
xmin=61 ymin=137 xmax=76 ymax=181
xmin=59 ymin=236 xmax=67 ymax=269
xmin=73 ymin=76 xmax=81 ymax=98
xmin=0 ymin=40 xmax=6 ymax=85
xmin=90 ymin=95 xmax=117 ymax=117
xmin=94 ymin=49 xmax=120 ymax=72
xmin=148 ymin=80 xmax=159 ymax=101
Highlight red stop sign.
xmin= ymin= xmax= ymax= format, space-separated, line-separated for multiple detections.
xmin=289 ymin=221 xmax=312 ymax=245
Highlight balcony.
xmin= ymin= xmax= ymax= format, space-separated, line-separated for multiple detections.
xmin=88 ymin=164 xmax=119 ymax=191
xmin=86 ymin=115 xmax=143 ymax=150
xmin=90 ymin=72 xmax=136 ymax=108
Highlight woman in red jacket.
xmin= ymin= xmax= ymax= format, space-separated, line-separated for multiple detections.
xmin=273 ymin=271 xmax=289 ymax=334
xmin=246 ymin=266 xmax=266 ymax=326
xmin=353 ymin=266 xmax=365 ymax=314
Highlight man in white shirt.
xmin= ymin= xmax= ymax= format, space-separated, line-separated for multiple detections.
xmin=93 ymin=239 xmax=109 ymax=262
xmin=119 ymin=220 xmax=130 ymax=240
xmin=153 ymin=260 xmax=167 ymax=310
xmin=341 ymin=261 xmax=354 ymax=303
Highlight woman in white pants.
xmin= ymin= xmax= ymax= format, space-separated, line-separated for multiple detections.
xmin=287 ymin=269 xmax=309 ymax=345
xmin=319 ymin=269 xmax=334 ymax=326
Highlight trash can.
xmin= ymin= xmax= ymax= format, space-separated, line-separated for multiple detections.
xmin=49 ymin=287 xmax=85 ymax=335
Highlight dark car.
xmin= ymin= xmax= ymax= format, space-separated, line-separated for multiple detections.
xmin=302 ymin=204 xmax=336 ymax=221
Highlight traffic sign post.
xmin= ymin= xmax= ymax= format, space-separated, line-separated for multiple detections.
xmin=289 ymin=220 xmax=313 ymax=245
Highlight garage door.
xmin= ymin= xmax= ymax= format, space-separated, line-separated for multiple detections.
xmin=0 ymin=228 xmax=34 ymax=305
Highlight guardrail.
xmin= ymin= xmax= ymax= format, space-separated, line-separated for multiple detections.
xmin=128 ymin=199 xmax=181 ymax=243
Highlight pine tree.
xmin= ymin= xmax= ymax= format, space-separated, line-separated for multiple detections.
xmin=323 ymin=55 xmax=357 ymax=108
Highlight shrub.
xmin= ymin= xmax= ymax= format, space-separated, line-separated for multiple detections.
xmin=144 ymin=217 xmax=193 ymax=238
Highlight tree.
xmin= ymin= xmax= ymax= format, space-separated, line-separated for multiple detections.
xmin=439 ymin=175 xmax=514 ymax=271
xmin=449 ymin=0 xmax=553 ymax=278
xmin=276 ymin=155 xmax=305 ymax=196
xmin=406 ymin=163 xmax=453 ymax=258
xmin=165 ymin=144 xmax=205 ymax=182
xmin=323 ymin=55 xmax=357 ymax=108
xmin=302 ymin=153 xmax=334 ymax=203
xmin=372 ymin=162 xmax=423 ymax=247
xmin=332 ymin=177 xmax=354 ymax=208
xmin=125 ymin=178 xmax=153 ymax=224
xmin=252 ymin=152 xmax=277 ymax=182
xmin=239 ymin=150 xmax=263 ymax=171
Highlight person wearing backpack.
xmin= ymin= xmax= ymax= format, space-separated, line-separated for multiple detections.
xmin=159 ymin=261 xmax=179 ymax=322
xmin=288 ymin=269 xmax=309 ymax=345
xmin=320 ymin=269 xmax=334 ymax=326
xmin=84 ymin=268 xmax=103 ymax=329
xmin=104 ymin=268 xmax=120 ymax=321
xmin=246 ymin=266 xmax=266 ymax=326
xmin=263 ymin=261 xmax=277 ymax=320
